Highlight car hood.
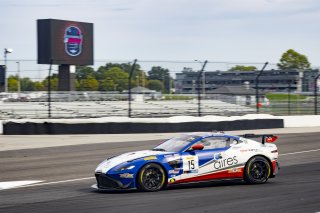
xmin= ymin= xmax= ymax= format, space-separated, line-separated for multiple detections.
xmin=95 ymin=150 xmax=172 ymax=174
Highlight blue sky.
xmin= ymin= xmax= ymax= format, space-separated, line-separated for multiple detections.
xmin=0 ymin=0 xmax=319 ymax=78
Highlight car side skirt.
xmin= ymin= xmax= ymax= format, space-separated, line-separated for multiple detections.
xmin=169 ymin=167 xmax=244 ymax=185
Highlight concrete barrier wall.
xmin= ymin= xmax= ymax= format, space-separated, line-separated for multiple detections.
xmin=3 ymin=119 xmax=284 ymax=135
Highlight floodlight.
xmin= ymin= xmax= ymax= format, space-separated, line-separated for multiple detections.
xmin=5 ymin=48 xmax=13 ymax=53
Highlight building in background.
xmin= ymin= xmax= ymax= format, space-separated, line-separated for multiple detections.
xmin=175 ymin=69 xmax=319 ymax=94
xmin=124 ymin=86 xmax=162 ymax=101
xmin=209 ymin=83 xmax=267 ymax=106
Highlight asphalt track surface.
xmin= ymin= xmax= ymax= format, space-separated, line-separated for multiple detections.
xmin=0 ymin=133 xmax=319 ymax=213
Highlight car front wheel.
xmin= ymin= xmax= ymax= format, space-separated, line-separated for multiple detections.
xmin=244 ymin=156 xmax=271 ymax=184
xmin=137 ymin=163 xmax=166 ymax=192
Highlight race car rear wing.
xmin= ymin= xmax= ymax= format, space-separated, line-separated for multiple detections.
xmin=240 ymin=134 xmax=278 ymax=144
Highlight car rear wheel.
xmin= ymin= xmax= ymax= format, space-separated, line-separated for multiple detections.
xmin=244 ymin=156 xmax=271 ymax=184
xmin=137 ymin=163 xmax=166 ymax=192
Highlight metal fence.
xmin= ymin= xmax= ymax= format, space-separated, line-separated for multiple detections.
xmin=0 ymin=59 xmax=319 ymax=119
xmin=0 ymin=92 xmax=319 ymax=119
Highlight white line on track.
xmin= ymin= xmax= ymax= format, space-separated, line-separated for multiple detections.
xmin=2 ymin=148 xmax=319 ymax=191
xmin=17 ymin=177 xmax=95 ymax=189
xmin=0 ymin=181 xmax=43 ymax=190
xmin=0 ymin=177 xmax=94 ymax=191
xmin=21 ymin=177 xmax=95 ymax=188
xmin=279 ymin=148 xmax=320 ymax=156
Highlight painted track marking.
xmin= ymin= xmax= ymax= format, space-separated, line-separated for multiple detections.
xmin=0 ymin=177 xmax=94 ymax=191
xmin=20 ymin=177 xmax=95 ymax=188
xmin=23 ymin=177 xmax=94 ymax=187
xmin=0 ymin=181 xmax=43 ymax=190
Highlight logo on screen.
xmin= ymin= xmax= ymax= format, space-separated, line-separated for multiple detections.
xmin=64 ymin=26 xmax=83 ymax=56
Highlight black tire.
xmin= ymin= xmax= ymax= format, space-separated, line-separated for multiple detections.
xmin=244 ymin=156 xmax=271 ymax=184
xmin=137 ymin=163 xmax=166 ymax=192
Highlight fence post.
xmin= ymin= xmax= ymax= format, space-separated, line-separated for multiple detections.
xmin=48 ymin=60 xmax=53 ymax=118
xmin=128 ymin=59 xmax=137 ymax=118
xmin=197 ymin=60 xmax=208 ymax=117
xmin=288 ymin=81 xmax=291 ymax=115
xmin=255 ymin=62 xmax=269 ymax=113
xmin=315 ymin=74 xmax=320 ymax=115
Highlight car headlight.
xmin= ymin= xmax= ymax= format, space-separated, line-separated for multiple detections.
xmin=116 ymin=165 xmax=135 ymax=171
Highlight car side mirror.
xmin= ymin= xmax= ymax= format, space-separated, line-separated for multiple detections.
xmin=191 ymin=144 xmax=204 ymax=151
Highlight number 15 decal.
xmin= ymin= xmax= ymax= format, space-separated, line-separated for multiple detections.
xmin=182 ymin=156 xmax=199 ymax=172
xmin=188 ymin=160 xmax=195 ymax=170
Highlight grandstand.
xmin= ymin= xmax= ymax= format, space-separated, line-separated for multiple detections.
xmin=0 ymin=99 xmax=255 ymax=119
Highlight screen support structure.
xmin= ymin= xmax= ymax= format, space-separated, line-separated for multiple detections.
xmin=58 ymin=65 xmax=76 ymax=91
xmin=48 ymin=60 xmax=53 ymax=118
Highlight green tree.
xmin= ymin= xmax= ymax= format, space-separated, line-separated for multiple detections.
xmin=20 ymin=77 xmax=34 ymax=91
xmin=77 ymin=75 xmax=99 ymax=91
xmin=135 ymin=71 xmax=148 ymax=88
xmin=228 ymin=65 xmax=257 ymax=71
xmin=102 ymin=67 xmax=129 ymax=91
xmin=76 ymin=66 xmax=95 ymax=80
xmin=42 ymin=74 xmax=59 ymax=91
xmin=99 ymin=77 xmax=115 ymax=91
xmin=147 ymin=80 xmax=164 ymax=92
xmin=7 ymin=76 xmax=37 ymax=91
xmin=96 ymin=66 xmax=114 ymax=91
xmin=277 ymin=49 xmax=311 ymax=70
xmin=97 ymin=62 xmax=142 ymax=77
xmin=34 ymin=81 xmax=45 ymax=91
xmin=95 ymin=66 xmax=130 ymax=91
xmin=148 ymin=66 xmax=171 ymax=93
xmin=101 ymin=63 xmax=131 ymax=73
xmin=8 ymin=75 xmax=19 ymax=92
xmin=97 ymin=62 xmax=146 ymax=89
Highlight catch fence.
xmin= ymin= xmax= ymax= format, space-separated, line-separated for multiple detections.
xmin=0 ymin=59 xmax=319 ymax=119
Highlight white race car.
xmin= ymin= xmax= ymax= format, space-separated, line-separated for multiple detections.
xmin=94 ymin=132 xmax=279 ymax=191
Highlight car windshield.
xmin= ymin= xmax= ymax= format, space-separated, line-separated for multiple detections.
xmin=153 ymin=135 xmax=200 ymax=152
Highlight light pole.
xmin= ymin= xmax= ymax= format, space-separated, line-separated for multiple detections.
xmin=4 ymin=48 xmax=13 ymax=93
xmin=16 ymin=62 xmax=21 ymax=95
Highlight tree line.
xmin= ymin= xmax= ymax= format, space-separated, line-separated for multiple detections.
xmin=8 ymin=63 xmax=172 ymax=92
xmin=7 ymin=49 xmax=311 ymax=92
xmin=229 ymin=49 xmax=311 ymax=71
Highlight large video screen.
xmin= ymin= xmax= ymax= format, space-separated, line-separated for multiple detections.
xmin=37 ymin=19 xmax=94 ymax=65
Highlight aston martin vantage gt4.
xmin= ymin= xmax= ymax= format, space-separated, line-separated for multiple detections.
xmin=93 ymin=132 xmax=279 ymax=191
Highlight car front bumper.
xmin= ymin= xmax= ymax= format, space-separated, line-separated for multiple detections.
xmin=95 ymin=172 xmax=134 ymax=190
